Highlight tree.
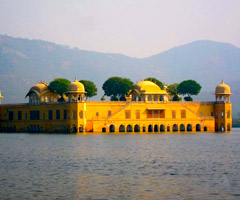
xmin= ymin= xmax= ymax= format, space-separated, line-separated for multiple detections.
xmin=79 ymin=80 xmax=97 ymax=99
xmin=144 ymin=77 xmax=164 ymax=89
xmin=102 ymin=77 xmax=134 ymax=101
xmin=48 ymin=78 xmax=71 ymax=101
xmin=177 ymin=80 xmax=201 ymax=101
xmin=166 ymin=83 xmax=181 ymax=101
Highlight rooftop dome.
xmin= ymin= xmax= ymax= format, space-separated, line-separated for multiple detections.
xmin=68 ymin=78 xmax=85 ymax=93
xmin=30 ymin=82 xmax=48 ymax=93
xmin=25 ymin=81 xmax=49 ymax=98
xmin=215 ymin=80 xmax=231 ymax=95
xmin=136 ymin=80 xmax=163 ymax=93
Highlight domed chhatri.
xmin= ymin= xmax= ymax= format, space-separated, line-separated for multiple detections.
xmin=66 ymin=78 xmax=86 ymax=102
xmin=129 ymin=80 xmax=167 ymax=102
xmin=215 ymin=80 xmax=232 ymax=103
xmin=68 ymin=78 xmax=85 ymax=93
xmin=215 ymin=80 xmax=231 ymax=95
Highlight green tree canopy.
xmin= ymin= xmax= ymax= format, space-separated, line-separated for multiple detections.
xmin=144 ymin=77 xmax=164 ymax=89
xmin=48 ymin=78 xmax=71 ymax=101
xmin=177 ymin=80 xmax=201 ymax=101
xmin=166 ymin=83 xmax=181 ymax=101
xmin=79 ymin=80 xmax=98 ymax=99
xmin=102 ymin=77 xmax=134 ymax=101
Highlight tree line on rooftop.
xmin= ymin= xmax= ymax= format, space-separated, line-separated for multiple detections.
xmin=47 ymin=77 xmax=201 ymax=102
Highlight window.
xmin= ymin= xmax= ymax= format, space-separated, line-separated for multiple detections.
xmin=108 ymin=110 xmax=111 ymax=117
xmin=30 ymin=111 xmax=40 ymax=120
xmin=49 ymin=110 xmax=53 ymax=120
xmin=221 ymin=112 xmax=224 ymax=118
xmin=56 ymin=110 xmax=60 ymax=120
xmin=136 ymin=110 xmax=140 ymax=119
xmin=73 ymin=111 xmax=76 ymax=119
xmin=96 ymin=112 xmax=99 ymax=117
xmin=200 ymin=112 xmax=203 ymax=116
xmin=160 ymin=110 xmax=165 ymax=118
xmin=147 ymin=110 xmax=165 ymax=118
xmin=147 ymin=110 xmax=153 ymax=118
xmin=64 ymin=110 xmax=67 ymax=120
xmin=181 ymin=110 xmax=186 ymax=118
xmin=79 ymin=111 xmax=83 ymax=119
xmin=211 ymin=112 xmax=214 ymax=117
xmin=227 ymin=111 xmax=230 ymax=118
xmin=25 ymin=113 xmax=27 ymax=120
xmin=172 ymin=110 xmax=176 ymax=119
xmin=9 ymin=111 xmax=13 ymax=121
xmin=125 ymin=110 xmax=131 ymax=119
xmin=18 ymin=111 xmax=22 ymax=120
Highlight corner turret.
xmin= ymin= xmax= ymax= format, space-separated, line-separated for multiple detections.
xmin=214 ymin=81 xmax=232 ymax=132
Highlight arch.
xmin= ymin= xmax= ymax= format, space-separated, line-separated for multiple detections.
xmin=127 ymin=125 xmax=133 ymax=132
xmin=196 ymin=124 xmax=201 ymax=132
xmin=134 ymin=124 xmax=140 ymax=132
xmin=119 ymin=125 xmax=125 ymax=132
xmin=173 ymin=124 xmax=178 ymax=132
xmin=180 ymin=124 xmax=185 ymax=132
xmin=187 ymin=124 xmax=192 ymax=132
xmin=227 ymin=124 xmax=230 ymax=131
xmin=160 ymin=124 xmax=165 ymax=132
xmin=142 ymin=126 xmax=146 ymax=132
xmin=102 ymin=127 xmax=106 ymax=133
xmin=154 ymin=124 xmax=159 ymax=132
xmin=204 ymin=126 xmax=207 ymax=131
xmin=167 ymin=126 xmax=170 ymax=132
xmin=79 ymin=126 xmax=83 ymax=132
xmin=110 ymin=125 xmax=115 ymax=132
xmin=72 ymin=126 xmax=77 ymax=133
xmin=160 ymin=95 xmax=164 ymax=101
xmin=148 ymin=124 xmax=153 ymax=132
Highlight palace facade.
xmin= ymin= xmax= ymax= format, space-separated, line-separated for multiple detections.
xmin=0 ymin=79 xmax=232 ymax=133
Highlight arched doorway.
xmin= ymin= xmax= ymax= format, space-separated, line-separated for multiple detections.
xmin=154 ymin=124 xmax=159 ymax=132
xmin=160 ymin=125 xmax=165 ymax=132
xmin=187 ymin=124 xmax=192 ymax=131
xmin=196 ymin=124 xmax=201 ymax=132
xmin=134 ymin=125 xmax=140 ymax=132
xmin=180 ymin=124 xmax=185 ymax=132
xmin=167 ymin=126 xmax=170 ymax=132
xmin=142 ymin=126 xmax=146 ymax=132
xmin=148 ymin=124 xmax=153 ymax=132
xmin=127 ymin=125 xmax=133 ymax=132
xmin=102 ymin=127 xmax=106 ymax=132
xmin=119 ymin=125 xmax=125 ymax=132
xmin=110 ymin=125 xmax=115 ymax=132
xmin=173 ymin=124 xmax=178 ymax=132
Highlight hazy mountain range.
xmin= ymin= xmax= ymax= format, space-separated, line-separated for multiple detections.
xmin=0 ymin=34 xmax=239 ymax=116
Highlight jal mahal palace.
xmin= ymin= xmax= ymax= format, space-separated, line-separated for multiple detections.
xmin=0 ymin=79 xmax=232 ymax=133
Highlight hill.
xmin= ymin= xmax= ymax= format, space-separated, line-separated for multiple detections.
xmin=0 ymin=35 xmax=240 ymax=116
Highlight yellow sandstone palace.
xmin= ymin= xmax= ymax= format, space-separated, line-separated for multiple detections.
xmin=0 ymin=79 xmax=232 ymax=133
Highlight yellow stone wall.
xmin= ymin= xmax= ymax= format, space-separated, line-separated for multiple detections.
xmin=0 ymin=100 xmax=232 ymax=133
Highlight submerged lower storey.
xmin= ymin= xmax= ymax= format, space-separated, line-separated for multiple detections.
xmin=0 ymin=101 xmax=232 ymax=133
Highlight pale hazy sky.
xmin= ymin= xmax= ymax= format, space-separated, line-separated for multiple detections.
xmin=0 ymin=0 xmax=239 ymax=57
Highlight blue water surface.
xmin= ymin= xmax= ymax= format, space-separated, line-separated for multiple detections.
xmin=0 ymin=129 xmax=240 ymax=200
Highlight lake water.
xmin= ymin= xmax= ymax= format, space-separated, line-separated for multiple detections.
xmin=1 ymin=129 xmax=240 ymax=200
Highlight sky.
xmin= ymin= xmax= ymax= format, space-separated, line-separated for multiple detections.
xmin=0 ymin=0 xmax=240 ymax=58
